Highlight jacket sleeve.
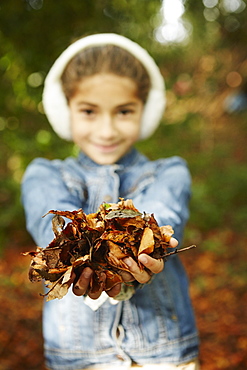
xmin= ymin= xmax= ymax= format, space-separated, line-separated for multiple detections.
xmin=132 ymin=157 xmax=191 ymax=245
xmin=21 ymin=158 xmax=85 ymax=248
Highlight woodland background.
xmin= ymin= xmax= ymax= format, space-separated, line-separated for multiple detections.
xmin=0 ymin=1 xmax=247 ymax=369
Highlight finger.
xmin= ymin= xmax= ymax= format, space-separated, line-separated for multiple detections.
xmin=123 ymin=257 xmax=151 ymax=284
xmin=169 ymin=237 xmax=178 ymax=248
xmin=118 ymin=269 xmax=135 ymax=283
xmin=72 ymin=267 xmax=93 ymax=296
xmin=87 ymin=272 xmax=106 ymax=300
xmin=106 ymin=283 xmax=122 ymax=298
xmin=138 ymin=254 xmax=164 ymax=274
xmin=69 ymin=271 xmax=77 ymax=284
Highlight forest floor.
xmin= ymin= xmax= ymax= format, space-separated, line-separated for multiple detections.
xmin=0 ymin=229 xmax=246 ymax=370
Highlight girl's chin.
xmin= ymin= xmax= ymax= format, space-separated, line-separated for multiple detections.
xmin=94 ymin=153 xmax=121 ymax=165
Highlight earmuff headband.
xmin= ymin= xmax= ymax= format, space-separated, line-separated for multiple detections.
xmin=42 ymin=33 xmax=166 ymax=140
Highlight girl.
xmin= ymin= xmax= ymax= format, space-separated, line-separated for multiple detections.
xmin=22 ymin=33 xmax=199 ymax=370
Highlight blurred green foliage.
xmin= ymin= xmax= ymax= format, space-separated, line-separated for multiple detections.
xmin=1 ymin=0 xmax=247 ymax=252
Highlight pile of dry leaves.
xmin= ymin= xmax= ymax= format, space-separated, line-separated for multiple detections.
xmin=24 ymin=199 xmax=192 ymax=301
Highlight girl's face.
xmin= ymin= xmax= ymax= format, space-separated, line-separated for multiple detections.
xmin=69 ymin=73 xmax=143 ymax=165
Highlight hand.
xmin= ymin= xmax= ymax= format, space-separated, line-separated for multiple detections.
xmin=122 ymin=236 xmax=178 ymax=284
xmin=72 ymin=267 xmax=122 ymax=299
xmin=72 ymin=237 xmax=178 ymax=299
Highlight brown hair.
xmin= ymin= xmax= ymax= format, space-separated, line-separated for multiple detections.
xmin=61 ymin=45 xmax=151 ymax=103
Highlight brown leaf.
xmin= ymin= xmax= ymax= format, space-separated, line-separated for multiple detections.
xmin=45 ymin=266 xmax=73 ymax=301
xmin=107 ymin=240 xmax=127 ymax=259
xmin=104 ymin=270 xmax=123 ymax=290
xmin=160 ymin=225 xmax=174 ymax=242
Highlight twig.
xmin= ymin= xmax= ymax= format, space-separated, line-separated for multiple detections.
xmin=163 ymin=245 xmax=196 ymax=258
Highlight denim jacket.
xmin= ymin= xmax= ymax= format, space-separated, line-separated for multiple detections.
xmin=22 ymin=148 xmax=199 ymax=370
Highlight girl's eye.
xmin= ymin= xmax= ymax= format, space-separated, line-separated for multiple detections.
xmin=83 ymin=109 xmax=94 ymax=115
xmin=119 ymin=109 xmax=133 ymax=116
xmin=79 ymin=109 xmax=96 ymax=117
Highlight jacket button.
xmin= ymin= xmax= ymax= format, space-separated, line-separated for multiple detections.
xmin=103 ymin=195 xmax=112 ymax=202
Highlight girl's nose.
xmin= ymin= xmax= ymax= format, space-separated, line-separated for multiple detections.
xmin=98 ymin=114 xmax=117 ymax=139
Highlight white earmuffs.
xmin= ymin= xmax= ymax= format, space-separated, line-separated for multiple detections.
xmin=42 ymin=33 xmax=166 ymax=141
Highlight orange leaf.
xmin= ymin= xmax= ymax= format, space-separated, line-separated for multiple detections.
xmin=138 ymin=227 xmax=154 ymax=255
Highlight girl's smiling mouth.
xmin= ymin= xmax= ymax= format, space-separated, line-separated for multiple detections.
xmin=92 ymin=141 xmax=121 ymax=153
